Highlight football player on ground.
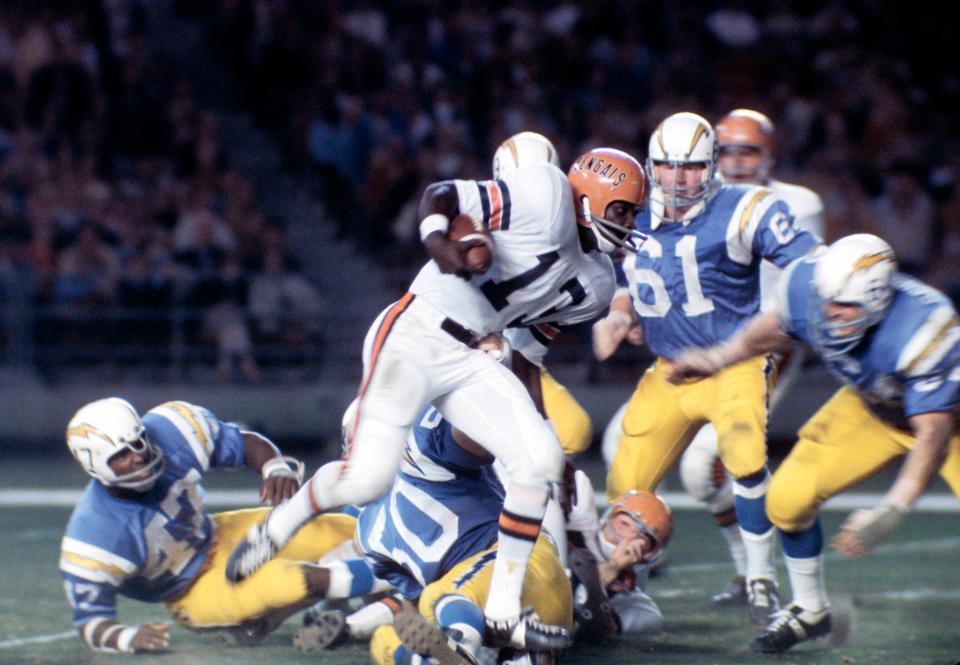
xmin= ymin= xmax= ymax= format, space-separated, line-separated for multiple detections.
xmin=676 ymin=109 xmax=827 ymax=605
xmin=225 ymin=139 xmax=648 ymax=652
xmin=360 ymin=404 xmax=573 ymax=665
xmin=601 ymin=112 xmax=821 ymax=630
xmin=565 ymin=469 xmax=672 ymax=639
xmin=669 ymin=233 xmax=960 ymax=652
xmin=59 ymin=398 xmax=386 ymax=654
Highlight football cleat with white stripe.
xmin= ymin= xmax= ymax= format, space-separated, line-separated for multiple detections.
xmin=749 ymin=603 xmax=832 ymax=653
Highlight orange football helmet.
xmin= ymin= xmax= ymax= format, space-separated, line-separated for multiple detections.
xmin=715 ymin=109 xmax=775 ymax=183
xmin=568 ymin=148 xmax=648 ymax=254
xmin=600 ymin=489 xmax=673 ymax=559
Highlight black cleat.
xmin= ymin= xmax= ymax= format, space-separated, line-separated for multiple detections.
xmin=394 ymin=610 xmax=479 ymax=665
xmin=293 ymin=610 xmax=350 ymax=652
xmin=225 ymin=520 xmax=279 ymax=583
xmin=749 ymin=603 xmax=832 ymax=654
xmin=746 ymin=577 xmax=780 ymax=626
xmin=568 ymin=547 xmax=614 ymax=644
xmin=485 ymin=608 xmax=571 ymax=652
xmin=711 ymin=574 xmax=747 ymax=606
xmin=219 ymin=618 xmax=270 ymax=647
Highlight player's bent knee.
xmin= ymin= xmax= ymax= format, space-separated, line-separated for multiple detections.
xmin=679 ymin=442 xmax=721 ymax=503
xmin=765 ymin=476 xmax=817 ymax=532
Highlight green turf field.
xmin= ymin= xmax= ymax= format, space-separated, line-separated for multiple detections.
xmin=2 ymin=500 xmax=958 ymax=665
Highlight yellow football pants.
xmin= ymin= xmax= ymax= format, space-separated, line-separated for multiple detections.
xmin=607 ymin=355 xmax=772 ymax=501
xmin=369 ymin=536 xmax=572 ymax=665
xmin=166 ymin=508 xmax=356 ymax=628
xmin=541 ymin=368 xmax=592 ymax=456
xmin=767 ymin=387 xmax=960 ymax=531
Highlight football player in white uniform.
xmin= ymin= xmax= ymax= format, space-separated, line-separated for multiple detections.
xmin=59 ymin=398 xmax=378 ymax=654
xmin=669 ymin=233 xmax=960 ymax=652
xmin=600 ymin=112 xmax=821 ymax=631
xmin=225 ymin=142 xmax=648 ymax=651
xmin=676 ymin=109 xmax=827 ymax=605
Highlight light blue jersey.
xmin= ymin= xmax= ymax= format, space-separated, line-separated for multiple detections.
xmin=60 ymin=402 xmax=246 ymax=627
xmin=781 ymin=258 xmax=960 ymax=428
xmin=356 ymin=407 xmax=503 ymax=600
xmin=625 ymin=185 xmax=820 ymax=359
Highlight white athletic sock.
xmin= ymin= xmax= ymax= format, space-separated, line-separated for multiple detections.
xmin=783 ymin=554 xmax=828 ymax=613
xmin=346 ymin=599 xmax=396 ymax=639
xmin=741 ymin=526 xmax=777 ymax=581
xmin=542 ymin=494 xmax=568 ymax=570
xmin=484 ymin=480 xmax=549 ymax=620
xmin=266 ymin=462 xmax=342 ymax=545
xmin=721 ymin=523 xmax=748 ymax=576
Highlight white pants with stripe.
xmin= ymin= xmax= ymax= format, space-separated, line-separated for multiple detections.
xmin=333 ymin=294 xmax=564 ymax=508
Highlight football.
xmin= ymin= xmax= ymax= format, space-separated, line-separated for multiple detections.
xmin=448 ymin=214 xmax=494 ymax=274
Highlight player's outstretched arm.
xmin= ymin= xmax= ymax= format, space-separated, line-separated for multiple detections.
xmin=832 ymin=411 xmax=953 ymax=556
xmin=666 ymin=312 xmax=793 ymax=384
xmin=78 ymin=618 xmax=170 ymax=654
xmin=592 ymin=291 xmax=638 ymax=362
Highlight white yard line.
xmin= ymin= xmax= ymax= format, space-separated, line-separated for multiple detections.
xmin=2 ymin=489 xmax=957 ymax=511
xmin=0 ymin=630 xmax=75 ymax=649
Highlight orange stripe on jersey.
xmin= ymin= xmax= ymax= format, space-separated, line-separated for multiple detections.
xmin=343 ymin=292 xmax=415 ymax=463
xmin=381 ymin=596 xmax=401 ymax=614
xmin=533 ymin=323 xmax=560 ymax=341
xmin=498 ymin=511 xmax=541 ymax=541
xmin=486 ymin=181 xmax=504 ymax=231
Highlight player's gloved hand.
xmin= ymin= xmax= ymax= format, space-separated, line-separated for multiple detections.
xmin=260 ymin=456 xmax=305 ymax=506
xmin=831 ymin=500 xmax=908 ymax=556
xmin=130 ymin=623 xmax=171 ymax=653
xmin=666 ymin=345 xmax=730 ymax=384
xmin=424 ymin=233 xmax=485 ymax=280
xmin=592 ymin=310 xmax=633 ymax=361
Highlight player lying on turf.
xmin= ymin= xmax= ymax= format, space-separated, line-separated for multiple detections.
xmin=59 ymin=397 xmax=389 ymax=654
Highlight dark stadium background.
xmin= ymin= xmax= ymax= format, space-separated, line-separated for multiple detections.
xmin=2 ymin=0 xmax=956 ymax=463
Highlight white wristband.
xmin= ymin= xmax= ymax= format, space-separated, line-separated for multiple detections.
xmin=261 ymin=455 xmax=305 ymax=484
xmin=116 ymin=626 xmax=139 ymax=653
xmin=419 ymin=213 xmax=450 ymax=242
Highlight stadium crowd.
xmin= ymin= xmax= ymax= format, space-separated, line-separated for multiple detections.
xmin=1 ymin=1 xmax=960 ymax=383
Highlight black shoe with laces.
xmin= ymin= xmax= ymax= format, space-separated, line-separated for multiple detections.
xmin=484 ymin=607 xmax=571 ymax=652
xmin=749 ymin=603 xmax=832 ymax=654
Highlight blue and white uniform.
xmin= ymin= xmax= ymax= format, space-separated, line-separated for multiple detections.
xmin=356 ymin=407 xmax=504 ymax=600
xmin=60 ymin=401 xmax=244 ymax=627
xmin=625 ymin=185 xmax=820 ymax=358
xmin=779 ymin=259 xmax=960 ymax=427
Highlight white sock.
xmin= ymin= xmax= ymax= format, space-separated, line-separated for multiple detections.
xmin=741 ymin=526 xmax=777 ymax=581
xmin=345 ymin=599 xmax=395 ymax=639
xmin=484 ymin=480 xmax=548 ymax=620
xmin=783 ymin=554 xmax=828 ymax=613
xmin=266 ymin=462 xmax=343 ymax=545
xmin=721 ymin=523 xmax=748 ymax=576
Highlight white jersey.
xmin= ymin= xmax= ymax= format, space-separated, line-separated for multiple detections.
xmin=409 ymin=164 xmax=616 ymax=336
xmin=759 ymin=178 xmax=824 ymax=312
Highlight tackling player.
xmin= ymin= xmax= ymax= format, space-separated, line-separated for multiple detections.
xmin=603 ymin=111 xmax=821 ymax=629
xmin=225 ymin=140 xmax=648 ymax=651
xmin=669 ymin=233 xmax=960 ymax=652
xmin=59 ymin=398 xmax=379 ymax=654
